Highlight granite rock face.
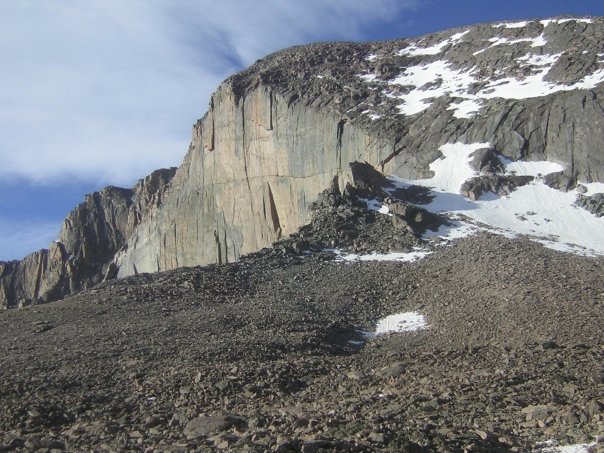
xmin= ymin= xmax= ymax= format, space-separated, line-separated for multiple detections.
xmin=3 ymin=16 xmax=604 ymax=306
xmin=116 ymin=16 xmax=604 ymax=276
xmin=0 ymin=168 xmax=176 ymax=309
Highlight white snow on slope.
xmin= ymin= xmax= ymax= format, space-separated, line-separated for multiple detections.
xmin=361 ymin=197 xmax=391 ymax=215
xmin=389 ymin=143 xmax=604 ymax=256
xmin=361 ymin=312 xmax=427 ymax=339
xmin=535 ymin=440 xmax=597 ymax=453
xmin=502 ymin=158 xmax=564 ymax=177
xmin=360 ymin=33 xmax=604 ymax=118
xmin=399 ymin=30 xmax=469 ymax=56
xmin=487 ymin=35 xmax=547 ymax=49
xmin=494 ymin=21 xmax=529 ymax=29
xmin=473 ymin=34 xmax=546 ymax=55
xmin=542 ymin=18 xmax=594 ymax=27
xmin=375 ymin=312 xmax=427 ymax=335
xmin=531 ymin=34 xmax=548 ymax=47
xmin=402 ymin=40 xmax=449 ymax=57
xmin=329 ymin=248 xmax=432 ymax=263
xmin=582 ymin=182 xmax=604 ymax=196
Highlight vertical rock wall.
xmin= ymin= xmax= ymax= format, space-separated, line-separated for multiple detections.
xmin=0 ymin=168 xmax=176 ymax=309
xmin=114 ymin=84 xmax=395 ymax=276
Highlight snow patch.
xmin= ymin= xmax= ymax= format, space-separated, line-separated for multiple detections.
xmin=539 ymin=18 xmax=593 ymax=27
xmin=579 ymin=182 xmax=604 ymax=197
xmin=535 ymin=440 xmax=597 ymax=453
xmin=373 ymin=312 xmax=427 ymax=336
xmin=359 ymin=42 xmax=604 ymax=118
xmin=494 ymin=21 xmax=529 ymax=29
xmin=503 ymin=159 xmax=564 ymax=177
xmin=377 ymin=60 xmax=476 ymax=116
xmin=390 ymin=142 xmax=604 ymax=256
xmin=359 ymin=109 xmax=382 ymax=120
xmin=361 ymin=197 xmax=391 ymax=215
xmin=557 ymin=18 xmax=594 ymax=25
xmin=399 ymin=30 xmax=469 ymax=57
xmin=530 ymin=34 xmax=548 ymax=47
xmin=422 ymin=218 xmax=481 ymax=242
xmin=410 ymin=142 xmax=488 ymax=193
xmin=329 ymin=248 xmax=432 ymax=263
xmin=450 ymin=30 xmax=470 ymax=41
xmin=450 ymin=99 xmax=481 ymax=118
xmin=486 ymin=35 xmax=547 ymax=49
xmin=402 ymin=40 xmax=449 ymax=56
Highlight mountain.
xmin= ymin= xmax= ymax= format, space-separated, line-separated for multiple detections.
xmin=0 ymin=16 xmax=603 ymax=452
xmin=2 ymin=16 xmax=604 ymax=309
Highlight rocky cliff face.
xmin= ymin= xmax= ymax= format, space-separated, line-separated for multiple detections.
xmin=2 ymin=16 xmax=604 ymax=307
xmin=115 ymin=16 xmax=604 ymax=276
xmin=0 ymin=168 xmax=175 ymax=309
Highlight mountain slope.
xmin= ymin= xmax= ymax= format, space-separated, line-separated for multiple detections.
xmin=115 ymin=16 xmax=604 ymax=278
xmin=2 ymin=16 xmax=604 ymax=309
xmin=0 ymin=228 xmax=602 ymax=451
xmin=0 ymin=16 xmax=603 ymax=451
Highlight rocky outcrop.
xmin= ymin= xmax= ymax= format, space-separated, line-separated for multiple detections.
xmin=460 ymin=175 xmax=535 ymax=200
xmin=468 ymin=147 xmax=504 ymax=175
xmin=3 ymin=16 xmax=604 ymax=307
xmin=576 ymin=193 xmax=604 ymax=216
xmin=0 ymin=168 xmax=176 ymax=309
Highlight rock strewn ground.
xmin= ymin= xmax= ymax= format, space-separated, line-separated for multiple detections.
xmin=0 ymin=227 xmax=602 ymax=451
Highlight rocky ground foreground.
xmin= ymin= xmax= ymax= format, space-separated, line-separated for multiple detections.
xmin=0 ymin=193 xmax=603 ymax=452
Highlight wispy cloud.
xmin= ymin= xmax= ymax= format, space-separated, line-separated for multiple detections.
xmin=0 ymin=0 xmax=419 ymax=187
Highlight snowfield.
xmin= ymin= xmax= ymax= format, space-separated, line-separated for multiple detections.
xmin=535 ymin=440 xmax=597 ymax=453
xmin=388 ymin=143 xmax=604 ymax=256
xmin=373 ymin=311 xmax=427 ymax=335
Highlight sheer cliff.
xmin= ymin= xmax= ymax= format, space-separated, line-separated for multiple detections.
xmin=0 ymin=169 xmax=175 ymax=308
xmin=2 ymin=16 xmax=604 ymax=308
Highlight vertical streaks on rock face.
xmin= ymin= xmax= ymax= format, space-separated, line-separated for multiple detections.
xmin=0 ymin=168 xmax=176 ymax=309
xmin=114 ymin=82 xmax=395 ymax=277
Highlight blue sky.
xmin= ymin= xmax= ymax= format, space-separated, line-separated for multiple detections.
xmin=1 ymin=0 xmax=604 ymax=261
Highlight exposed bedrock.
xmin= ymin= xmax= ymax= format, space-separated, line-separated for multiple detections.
xmin=114 ymin=84 xmax=399 ymax=276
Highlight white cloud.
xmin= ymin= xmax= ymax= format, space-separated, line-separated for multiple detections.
xmin=0 ymin=0 xmax=418 ymax=186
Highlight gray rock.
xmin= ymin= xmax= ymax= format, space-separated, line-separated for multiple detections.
xmin=460 ymin=175 xmax=534 ymax=200
xmin=113 ymin=19 xmax=604 ymax=279
xmin=544 ymin=171 xmax=577 ymax=191
xmin=575 ymin=193 xmax=604 ymax=216
xmin=469 ymin=147 xmax=503 ymax=175
xmin=183 ymin=414 xmax=242 ymax=439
